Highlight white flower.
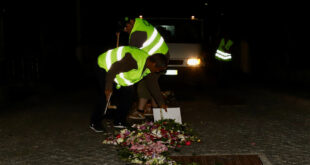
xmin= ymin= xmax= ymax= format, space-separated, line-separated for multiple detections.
xmin=145 ymin=155 xmax=169 ymax=165
xmin=120 ymin=129 xmax=129 ymax=134
xmin=116 ymin=138 xmax=124 ymax=144
xmin=177 ymin=134 xmax=185 ymax=142
xmin=131 ymin=158 xmax=143 ymax=164
xmin=151 ymin=129 xmax=163 ymax=138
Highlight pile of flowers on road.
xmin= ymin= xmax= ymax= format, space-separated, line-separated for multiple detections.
xmin=103 ymin=119 xmax=200 ymax=165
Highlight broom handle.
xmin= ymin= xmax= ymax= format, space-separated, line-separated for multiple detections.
xmin=116 ymin=32 xmax=120 ymax=47
xmin=104 ymin=93 xmax=112 ymax=115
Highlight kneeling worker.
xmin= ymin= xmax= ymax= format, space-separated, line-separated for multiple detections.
xmin=90 ymin=46 xmax=168 ymax=132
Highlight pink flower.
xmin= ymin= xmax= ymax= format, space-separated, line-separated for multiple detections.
xmin=138 ymin=125 xmax=146 ymax=130
xmin=130 ymin=144 xmax=145 ymax=151
xmin=148 ymin=141 xmax=168 ymax=154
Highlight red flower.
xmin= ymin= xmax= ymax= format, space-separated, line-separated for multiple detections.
xmin=116 ymin=134 xmax=121 ymax=139
xmin=185 ymin=141 xmax=191 ymax=146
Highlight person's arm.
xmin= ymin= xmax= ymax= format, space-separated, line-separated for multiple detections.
xmin=129 ymin=31 xmax=147 ymax=48
xmin=105 ymin=53 xmax=137 ymax=91
xmin=144 ymin=73 xmax=165 ymax=107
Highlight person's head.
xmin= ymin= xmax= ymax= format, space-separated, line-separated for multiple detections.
xmin=124 ymin=17 xmax=135 ymax=34
xmin=146 ymin=54 xmax=168 ymax=73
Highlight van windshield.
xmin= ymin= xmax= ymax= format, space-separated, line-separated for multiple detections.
xmin=148 ymin=19 xmax=204 ymax=43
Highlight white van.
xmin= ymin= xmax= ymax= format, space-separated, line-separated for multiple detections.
xmin=148 ymin=17 xmax=206 ymax=85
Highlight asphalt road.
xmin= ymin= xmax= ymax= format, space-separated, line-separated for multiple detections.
xmin=0 ymin=82 xmax=309 ymax=165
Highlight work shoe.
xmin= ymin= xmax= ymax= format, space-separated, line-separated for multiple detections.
xmin=113 ymin=122 xmax=126 ymax=129
xmin=128 ymin=111 xmax=145 ymax=120
xmin=144 ymin=108 xmax=153 ymax=116
xmin=89 ymin=123 xmax=104 ymax=133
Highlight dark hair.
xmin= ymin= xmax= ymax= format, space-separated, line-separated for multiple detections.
xmin=148 ymin=53 xmax=168 ymax=68
xmin=116 ymin=16 xmax=135 ymax=32
xmin=124 ymin=16 xmax=136 ymax=25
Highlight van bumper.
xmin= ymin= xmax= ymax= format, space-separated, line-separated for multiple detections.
xmin=159 ymin=67 xmax=207 ymax=88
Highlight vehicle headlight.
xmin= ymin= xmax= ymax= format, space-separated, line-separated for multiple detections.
xmin=187 ymin=58 xmax=201 ymax=66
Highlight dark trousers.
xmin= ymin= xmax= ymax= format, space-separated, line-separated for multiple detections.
xmin=112 ymin=85 xmax=135 ymax=124
xmin=90 ymin=64 xmax=107 ymax=125
xmin=216 ymin=61 xmax=233 ymax=87
xmin=90 ymin=64 xmax=135 ymax=125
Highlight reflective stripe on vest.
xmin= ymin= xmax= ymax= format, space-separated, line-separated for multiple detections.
xmin=140 ymin=28 xmax=158 ymax=49
xmin=130 ymin=18 xmax=168 ymax=55
xmin=119 ymin=72 xmax=133 ymax=86
xmin=117 ymin=46 xmax=123 ymax=61
xmin=215 ymin=50 xmax=232 ymax=60
xmin=148 ymin=37 xmax=164 ymax=55
xmin=105 ymin=50 xmax=112 ymax=70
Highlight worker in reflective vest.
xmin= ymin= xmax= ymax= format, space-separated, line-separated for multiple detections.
xmin=215 ymin=32 xmax=234 ymax=87
xmin=90 ymin=46 xmax=168 ymax=132
xmin=215 ymin=38 xmax=233 ymax=61
xmin=126 ymin=18 xmax=169 ymax=55
xmin=123 ymin=17 xmax=170 ymax=120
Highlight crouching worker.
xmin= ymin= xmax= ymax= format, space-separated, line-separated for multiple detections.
xmin=90 ymin=46 xmax=168 ymax=132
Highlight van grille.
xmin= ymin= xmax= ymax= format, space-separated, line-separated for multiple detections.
xmin=169 ymin=60 xmax=183 ymax=65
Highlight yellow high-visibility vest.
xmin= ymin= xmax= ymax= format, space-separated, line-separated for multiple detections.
xmin=215 ymin=38 xmax=233 ymax=61
xmin=130 ymin=18 xmax=169 ymax=55
xmin=98 ymin=46 xmax=151 ymax=87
